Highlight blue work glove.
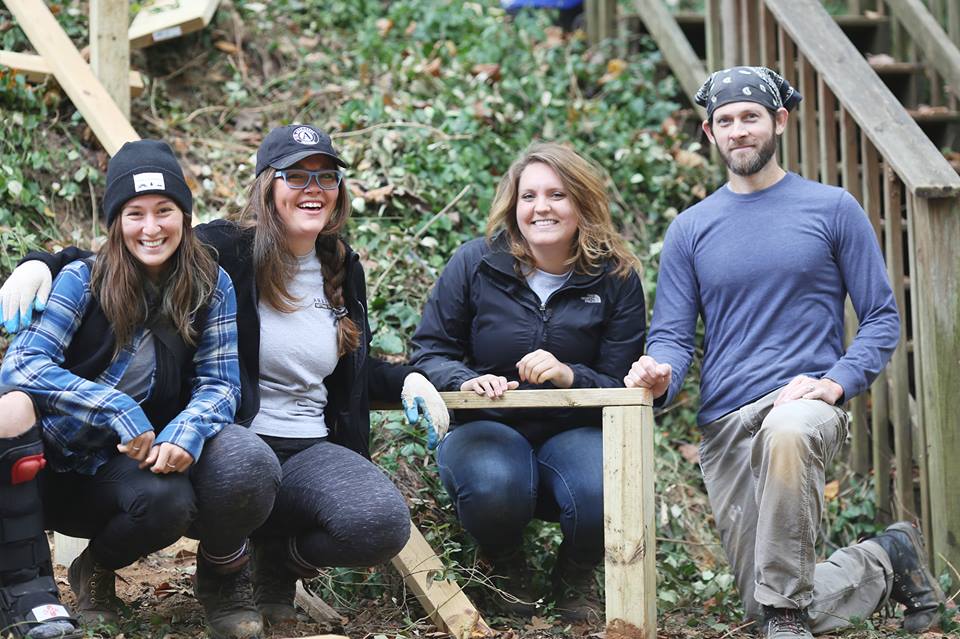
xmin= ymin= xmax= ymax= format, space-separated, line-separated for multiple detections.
xmin=1 ymin=260 xmax=52 ymax=334
xmin=400 ymin=372 xmax=450 ymax=450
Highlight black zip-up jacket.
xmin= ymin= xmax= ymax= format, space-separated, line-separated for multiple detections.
xmin=24 ymin=219 xmax=413 ymax=458
xmin=410 ymin=235 xmax=646 ymax=443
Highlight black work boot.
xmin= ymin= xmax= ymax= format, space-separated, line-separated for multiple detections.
xmin=869 ymin=521 xmax=945 ymax=632
xmin=194 ymin=554 xmax=263 ymax=639
xmin=761 ymin=606 xmax=813 ymax=638
xmin=551 ymin=549 xmax=602 ymax=622
xmin=250 ymin=539 xmax=300 ymax=626
xmin=67 ymin=547 xmax=122 ymax=627
xmin=0 ymin=425 xmax=82 ymax=638
xmin=484 ymin=547 xmax=538 ymax=617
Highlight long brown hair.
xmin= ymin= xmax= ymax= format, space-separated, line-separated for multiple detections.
xmin=485 ymin=142 xmax=639 ymax=278
xmin=91 ymin=205 xmax=218 ymax=350
xmin=237 ymin=165 xmax=360 ymax=357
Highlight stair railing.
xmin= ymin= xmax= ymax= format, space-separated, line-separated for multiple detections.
xmin=638 ymin=0 xmax=960 ymax=575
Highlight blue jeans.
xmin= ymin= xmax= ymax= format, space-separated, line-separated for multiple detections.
xmin=436 ymin=420 xmax=603 ymax=563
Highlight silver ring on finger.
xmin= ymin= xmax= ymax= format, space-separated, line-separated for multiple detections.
xmin=132 ymin=446 xmax=141 ymax=451
xmin=166 ymin=463 xmax=177 ymax=468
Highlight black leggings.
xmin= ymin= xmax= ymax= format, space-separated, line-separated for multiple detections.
xmin=253 ymin=437 xmax=410 ymax=568
xmin=42 ymin=424 xmax=281 ymax=569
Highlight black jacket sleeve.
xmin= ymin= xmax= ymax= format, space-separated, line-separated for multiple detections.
xmin=21 ymin=246 xmax=94 ymax=277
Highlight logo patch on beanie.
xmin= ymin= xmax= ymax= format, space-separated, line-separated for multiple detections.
xmin=292 ymin=126 xmax=320 ymax=145
xmin=133 ymin=172 xmax=165 ymax=192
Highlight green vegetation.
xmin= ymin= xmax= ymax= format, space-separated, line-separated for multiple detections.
xmin=0 ymin=1 xmax=931 ymax=636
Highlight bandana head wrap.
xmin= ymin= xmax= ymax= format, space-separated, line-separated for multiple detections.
xmin=695 ymin=66 xmax=802 ymax=120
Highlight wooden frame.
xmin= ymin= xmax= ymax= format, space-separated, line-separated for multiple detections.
xmin=0 ymin=51 xmax=144 ymax=97
xmin=128 ymin=0 xmax=222 ymax=49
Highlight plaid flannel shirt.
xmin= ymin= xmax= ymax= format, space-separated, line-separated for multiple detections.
xmin=0 ymin=261 xmax=241 ymax=475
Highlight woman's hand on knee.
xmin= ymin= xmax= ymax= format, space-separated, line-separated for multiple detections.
xmin=142 ymin=441 xmax=194 ymax=474
xmin=117 ymin=430 xmax=155 ymax=463
xmin=460 ymin=374 xmax=519 ymax=398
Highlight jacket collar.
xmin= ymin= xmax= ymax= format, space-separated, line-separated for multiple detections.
xmin=481 ymin=231 xmax=609 ymax=287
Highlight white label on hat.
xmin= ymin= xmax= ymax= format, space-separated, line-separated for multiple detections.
xmin=292 ymin=126 xmax=320 ymax=145
xmin=133 ymin=172 xmax=165 ymax=192
xmin=31 ymin=603 xmax=69 ymax=621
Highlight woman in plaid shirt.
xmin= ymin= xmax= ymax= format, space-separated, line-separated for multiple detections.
xmin=0 ymin=140 xmax=280 ymax=639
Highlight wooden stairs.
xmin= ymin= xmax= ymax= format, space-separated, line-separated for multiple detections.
xmin=627 ymin=2 xmax=960 ymax=153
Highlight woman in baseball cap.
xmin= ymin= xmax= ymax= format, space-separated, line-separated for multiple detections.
xmin=0 ymin=139 xmax=280 ymax=639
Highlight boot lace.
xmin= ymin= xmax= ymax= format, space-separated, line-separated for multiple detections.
xmin=767 ymin=609 xmax=809 ymax=636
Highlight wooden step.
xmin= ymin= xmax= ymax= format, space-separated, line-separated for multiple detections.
xmin=907 ymin=107 xmax=960 ymax=148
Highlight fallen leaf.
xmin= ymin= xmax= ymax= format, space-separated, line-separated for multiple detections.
xmin=524 ymin=615 xmax=554 ymax=631
xmin=363 ymin=184 xmax=395 ymax=203
xmin=824 ymin=479 xmax=840 ymax=501
xmin=678 ymin=442 xmax=700 ymax=464
xmin=214 ymin=40 xmax=239 ymax=54
xmin=376 ymin=18 xmax=393 ymax=37
xmin=471 ymin=63 xmax=501 ymax=83
xmin=423 ymin=58 xmax=442 ymax=77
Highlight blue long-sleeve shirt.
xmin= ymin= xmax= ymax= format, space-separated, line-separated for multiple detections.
xmin=646 ymin=172 xmax=900 ymax=425
xmin=1 ymin=261 xmax=241 ymax=473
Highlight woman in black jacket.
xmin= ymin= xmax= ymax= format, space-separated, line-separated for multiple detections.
xmin=410 ymin=142 xmax=646 ymax=621
xmin=1 ymin=125 xmax=448 ymax=632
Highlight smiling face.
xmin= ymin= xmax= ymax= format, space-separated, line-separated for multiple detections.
xmin=272 ymin=154 xmax=339 ymax=255
xmin=705 ymin=101 xmax=787 ymax=177
xmin=119 ymin=194 xmax=184 ymax=281
xmin=515 ymin=162 xmax=579 ymax=273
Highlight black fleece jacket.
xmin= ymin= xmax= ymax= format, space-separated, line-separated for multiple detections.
xmin=24 ymin=219 xmax=414 ymax=458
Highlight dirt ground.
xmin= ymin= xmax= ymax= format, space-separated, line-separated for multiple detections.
xmin=49 ymin=537 xmax=959 ymax=639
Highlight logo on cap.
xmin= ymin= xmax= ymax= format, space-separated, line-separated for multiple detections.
xmin=292 ymin=126 xmax=320 ymax=145
xmin=133 ymin=172 xmax=165 ymax=192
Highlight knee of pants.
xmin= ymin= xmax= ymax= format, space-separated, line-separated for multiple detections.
xmin=129 ymin=476 xmax=196 ymax=536
xmin=194 ymin=428 xmax=282 ymax=512
xmin=446 ymin=464 xmax=534 ymax=525
xmin=358 ymin=497 xmax=412 ymax=563
xmin=754 ymin=406 xmax=823 ymax=462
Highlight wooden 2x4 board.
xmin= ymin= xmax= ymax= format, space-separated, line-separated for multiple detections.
xmin=128 ymin=0 xmax=221 ymax=49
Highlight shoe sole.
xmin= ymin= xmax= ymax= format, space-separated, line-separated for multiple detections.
xmin=886 ymin=522 xmax=945 ymax=629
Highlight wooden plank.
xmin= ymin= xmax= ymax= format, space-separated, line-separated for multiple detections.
xmin=798 ymin=53 xmax=818 ymax=180
xmin=633 ymin=0 xmax=708 ymax=115
xmin=90 ymin=0 xmax=130 ymax=118
xmin=950 ymin=0 xmax=960 ymax=50
xmin=759 ymin=1 xmax=777 ymax=70
xmin=53 ymin=532 xmax=87 ymax=567
xmin=294 ymin=581 xmax=344 ymax=625
xmin=778 ymin=28 xmax=800 ymax=173
xmin=908 ymin=195 xmax=960 ymax=574
xmin=887 ymin=0 xmax=960 ymax=101
xmin=602 ymin=406 xmax=656 ymax=637
xmin=4 ymin=0 xmax=138 ymax=155
xmin=740 ymin=0 xmax=759 ymax=64
xmin=882 ymin=167 xmax=915 ymax=521
xmin=721 ymin=0 xmax=740 ymax=68
xmin=818 ymin=76 xmax=839 ymax=186
xmin=129 ymin=0 xmax=221 ymax=49
xmin=438 ymin=388 xmax=652 ymax=410
xmin=0 ymin=51 xmax=145 ymax=96
xmin=586 ymin=0 xmax=600 ymax=45
xmin=904 ymin=194 xmax=932 ymax=561
xmin=839 ymin=106 xmax=862 ymax=204
xmin=871 ymin=370 xmax=892 ymax=523
xmin=766 ymin=0 xmax=960 ymax=197
xmin=705 ymin=0 xmax=723 ymax=76
xmin=390 ymin=523 xmax=493 ymax=638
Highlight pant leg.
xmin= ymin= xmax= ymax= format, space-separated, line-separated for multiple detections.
xmin=435 ymin=420 xmax=538 ymax=555
xmin=534 ymin=426 xmax=604 ymax=564
xmin=701 ymin=388 xmax=891 ymax=629
xmin=41 ymin=454 xmax=195 ymax=569
xmin=253 ymin=440 xmax=410 ymax=567
xmin=187 ymin=424 xmax=281 ymax=559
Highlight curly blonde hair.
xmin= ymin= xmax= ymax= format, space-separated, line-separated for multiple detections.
xmin=485 ymin=142 xmax=638 ymax=278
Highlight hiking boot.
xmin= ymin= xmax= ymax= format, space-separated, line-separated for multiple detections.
xmin=250 ymin=539 xmax=298 ymax=626
xmin=194 ymin=555 xmax=263 ymax=639
xmin=761 ymin=607 xmax=813 ymax=639
xmin=551 ymin=550 xmax=602 ymax=622
xmin=869 ymin=521 xmax=944 ymax=633
xmin=485 ymin=547 xmax=538 ymax=617
xmin=66 ymin=548 xmax=122 ymax=627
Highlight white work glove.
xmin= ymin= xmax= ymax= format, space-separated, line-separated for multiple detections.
xmin=1 ymin=260 xmax=52 ymax=334
xmin=401 ymin=372 xmax=450 ymax=450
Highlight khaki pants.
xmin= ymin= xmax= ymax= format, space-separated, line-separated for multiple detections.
xmin=699 ymin=387 xmax=892 ymax=633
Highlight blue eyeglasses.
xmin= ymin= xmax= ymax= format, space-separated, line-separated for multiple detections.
xmin=275 ymin=169 xmax=343 ymax=190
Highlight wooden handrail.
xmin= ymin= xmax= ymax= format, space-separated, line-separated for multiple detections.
xmin=884 ymin=0 xmax=960 ymax=102
xmin=766 ymin=0 xmax=960 ymax=198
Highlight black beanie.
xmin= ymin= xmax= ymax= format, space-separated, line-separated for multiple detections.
xmin=102 ymin=139 xmax=193 ymax=227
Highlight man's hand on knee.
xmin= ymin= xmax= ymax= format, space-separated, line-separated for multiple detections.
xmin=774 ymin=375 xmax=844 ymax=407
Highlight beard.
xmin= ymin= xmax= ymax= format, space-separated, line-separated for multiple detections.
xmin=719 ymin=133 xmax=779 ymax=177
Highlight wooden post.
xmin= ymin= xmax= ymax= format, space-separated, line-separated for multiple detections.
xmin=908 ymin=196 xmax=960 ymax=574
xmin=818 ymin=77 xmax=839 ymax=186
xmin=90 ymin=0 xmax=130 ymax=118
xmin=705 ymin=0 xmax=723 ymax=75
xmin=779 ymin=31 xmax=800 ymax=174
xmin=390 ymin=524 xmax=493 ymax=638
xmin=798 ymin=53 xmax=818 ymax=180
xmin=4 ymin=0 xmax=138 ymax=154
xmin=720 ymin=0 xmax=739 ymax=68
xmin=603 ymin=405 xmax=655 ymax=638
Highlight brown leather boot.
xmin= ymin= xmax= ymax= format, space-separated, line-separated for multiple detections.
xmin=193 ymin=555 xmax=263 ymax=639
xmin=67 ymin=548 xmax=122 ymax=627
xmin=250 ymin=539 xmax=300 ymax=626
xmin=870 ymin=522 xmax=945 ymax=633
xmin=551 ymin=549 xmax=602 ymax=622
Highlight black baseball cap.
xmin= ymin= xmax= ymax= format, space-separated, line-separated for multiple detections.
xmin=255 ymin=124 xmax=348 ymax=176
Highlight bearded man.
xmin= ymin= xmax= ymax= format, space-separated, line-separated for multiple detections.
xmin=625 ymin=66 xmax=944 ymax=638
